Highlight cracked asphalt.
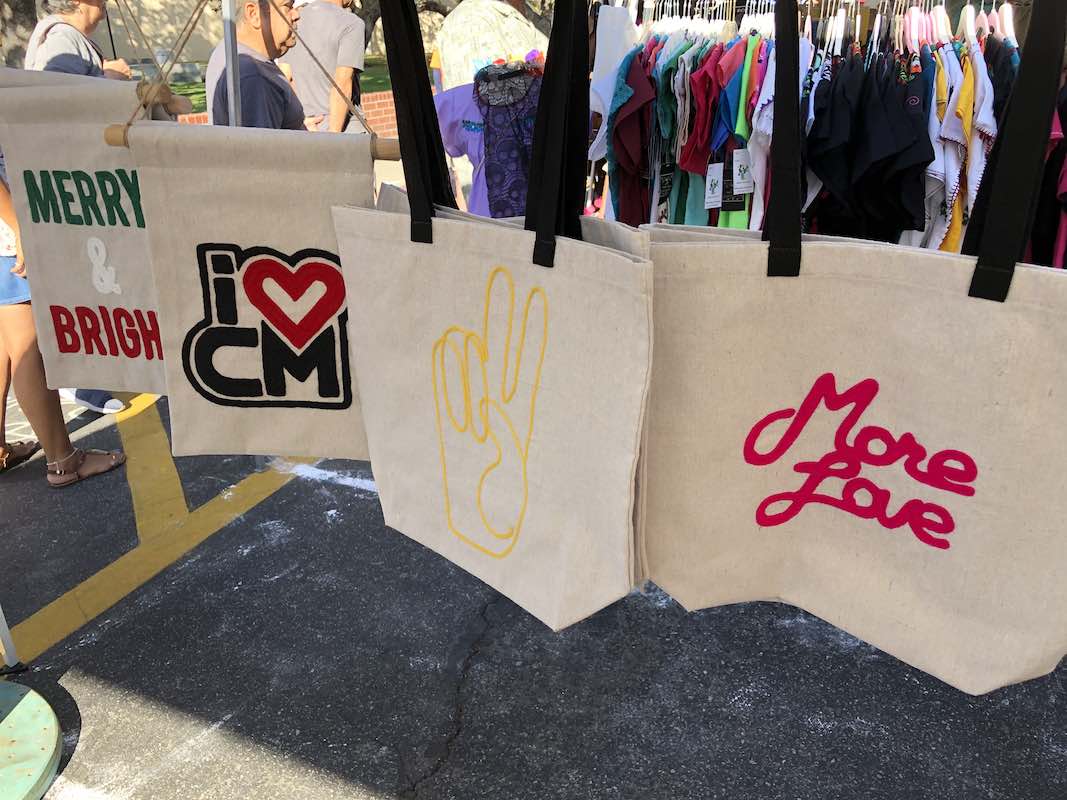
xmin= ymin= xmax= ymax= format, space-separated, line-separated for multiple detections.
xmin=3 ymin=400 xmax=1066 ymax=799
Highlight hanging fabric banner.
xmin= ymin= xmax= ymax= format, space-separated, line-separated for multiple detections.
xmin=0 ymin=72 xmax=167 ymax=394
xmin=127 ymin=122 xmax=374 ymax=458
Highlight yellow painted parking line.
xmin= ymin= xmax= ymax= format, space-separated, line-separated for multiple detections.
xmin=11 ymin=395 xmax=301 ymax=663
xmin=114 ymin=393 xmax=189 ymax=541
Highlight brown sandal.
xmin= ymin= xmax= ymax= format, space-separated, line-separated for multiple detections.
xmin=0 ymin=440 xmax=40 ymax=473
xmin=46 ymin=447 xmax=126 ymax=488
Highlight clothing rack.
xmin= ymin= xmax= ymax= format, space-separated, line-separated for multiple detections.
xmin=593 ymin=1 xmax=1056 ymax=256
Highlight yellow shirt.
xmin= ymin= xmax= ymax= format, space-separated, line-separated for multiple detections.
xmin=941 ymin=48 xmax=975 ymax=253
xmin=934 ymin=51 xmax=948 ymax=123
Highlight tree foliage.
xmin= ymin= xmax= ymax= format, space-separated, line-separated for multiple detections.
xmin=353 ymin=0 xmax=554 ymax=47
xmin=0 ymin=0 xmax=38 ymax=67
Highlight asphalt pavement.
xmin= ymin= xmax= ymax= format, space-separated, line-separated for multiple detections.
xmin=1 ymin=396 xmax=1065 ymax=800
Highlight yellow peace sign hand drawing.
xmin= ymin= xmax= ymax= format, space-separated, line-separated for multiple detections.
xmin=432 ymin=266 xmax=549 ymax=559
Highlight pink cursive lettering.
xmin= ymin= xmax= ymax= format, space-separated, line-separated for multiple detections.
xmin=743 ymin=373 xmax=977 ymax=550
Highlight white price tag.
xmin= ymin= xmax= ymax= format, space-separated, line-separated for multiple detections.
xmin=732 ymin=148 xmax=755 ymax=194
xmin=704 ymin=162 xmax=724 ymax=210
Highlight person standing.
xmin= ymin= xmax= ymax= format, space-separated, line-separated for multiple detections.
xmin=206 ymin=0 xmax=320 ymax=130
xmin=279 ymin=0 xmax=367 ymax=133
xmin=25 ymin=0 xmax=130 ymax=416
xmin=23 ymin=0 xmax=131 ymax=78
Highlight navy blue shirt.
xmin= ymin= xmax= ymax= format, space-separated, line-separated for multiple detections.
xmin=206 ymin=42 xmax=306 ymax=130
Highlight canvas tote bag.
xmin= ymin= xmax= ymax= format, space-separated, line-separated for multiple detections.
xmin=331 ymin=0 xmax=653 ymax=630
xmin=126 ymin=122 xmax=374 ymax=458
xmin=0 ymin=71 xmax=167 ymax=394
xmin=622 ymin=0 xmax=1067 ymax=694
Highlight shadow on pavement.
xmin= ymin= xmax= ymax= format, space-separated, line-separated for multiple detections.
xmin=10 ymin=459 xmax=1067 ymax=800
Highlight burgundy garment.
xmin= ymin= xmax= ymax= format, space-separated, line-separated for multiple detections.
xmin=678 ymin=42 xmax=725 ymax=175
xmin=613 ymin=51 xmax=658 ymax=226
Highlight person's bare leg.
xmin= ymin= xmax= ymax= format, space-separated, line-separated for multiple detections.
xmin=0 ymin=303 xmax=124 ymax=482
xmin=0 ymin=303 xmax=71 ymax=459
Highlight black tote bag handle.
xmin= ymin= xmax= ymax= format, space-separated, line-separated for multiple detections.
xmin=966 ymin=0 xmax=1066 ymax=302
xmin=379 ymin=0 xmax=457 ymax=244
xmin=524 ymin=0 xmax=589 ymax=268
xmin=762 ymin=0 xmax=803 ymax=277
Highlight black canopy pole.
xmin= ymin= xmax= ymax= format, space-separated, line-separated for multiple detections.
xmin=104 ymin=5 xmax=118 ymax=60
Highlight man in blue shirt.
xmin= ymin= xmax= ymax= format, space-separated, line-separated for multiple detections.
xmin=206 ymin=0 xmax=321 ymax=130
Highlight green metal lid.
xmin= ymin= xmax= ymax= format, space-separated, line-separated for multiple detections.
xmin=0 ymin=682 xmax=62 ymax=800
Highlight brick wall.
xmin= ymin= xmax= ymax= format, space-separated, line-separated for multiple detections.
xmin=362 ymin=91 xmax=398 ymax=138
xmin=177 ymin=91 xmax=398 ymax=136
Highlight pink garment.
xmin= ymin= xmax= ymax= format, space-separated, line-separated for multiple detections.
xmin=1054 ymin=157 xmax=1067 ymax=269
xmin=748 ymin=39 xmax=769 ymax=120
xmin=717 ymin=38 xmax=748 ymax=92
xmin=678 ymin=42 xmax=725 ymax=174
xmin=1048 ymin=112 xmax=1064 ymax=162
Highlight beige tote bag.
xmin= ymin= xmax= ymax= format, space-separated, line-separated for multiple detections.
xmin=601 ymin=0 xmax=1067 ymax=694
xmin=0 ymin=75 xmax=167 ymax=393
xmin=127 ymin=122 xmax=374 ymax=458
xmin=329 ymin=0 xmax=653 ymax=630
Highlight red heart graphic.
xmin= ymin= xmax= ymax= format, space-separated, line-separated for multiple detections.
xmin=242 ymin=257 xmax=346 ymax=350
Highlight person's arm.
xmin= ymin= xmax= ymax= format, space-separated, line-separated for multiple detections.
xmin=102 ymin=58 xmax=132 ymax=80
xmin=328 ymin=65 xmax=355 ymax=132
xmin=0 ymin=177 xmax=25 ymax=277
xmin=327 ymin=16 xmax=366 ymax=132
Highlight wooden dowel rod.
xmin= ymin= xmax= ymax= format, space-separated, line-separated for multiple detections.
xmin=103 ymin=123 xmax=401 ymax=161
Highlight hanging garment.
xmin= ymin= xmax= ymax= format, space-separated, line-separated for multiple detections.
xmin=938 ymin=43 xmax=970 ymax=252
xmin=475 ymin=65 xmax=542 ymax=219
xmin=676 ymin=41 xmax=726 ymax=175
xmin=967 ymin=40 xmax=999 ymax=222
xmin=435 ymin=65 xmax=543 ymax=219
xmin=900 ymin=48 xmax=949 ymax=248
xmin=748 ymin=48 xmax=777 ymax=232
xmin=1028 ymin=114 xmax=1066 ymax=266
xmin=983 ymin=34 xmax=1016 ymax=122
xmin=610 ymin=47 xmax=657 ymax=226
xmin=589 ymin=6 xmax=639 ymax=162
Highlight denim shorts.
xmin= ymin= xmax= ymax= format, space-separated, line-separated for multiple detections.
xmin=0 ymin=254 xmax=30 ymax=305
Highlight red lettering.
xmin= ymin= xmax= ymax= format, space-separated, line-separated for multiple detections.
xmin=50 ymin=305 xmax=81 ymax=354
xmin=45 ymin=305 xmax=161 ymax=362
xmin=744 ymin=373 xmax=977 ymax=551
xmin=135 ymin=310 xmax=162 ymax=361
xmin=114 ymin=308 xmax=141 ymax=358
xmin=98 ymin=305 xmax=119 ymax=356
xmin=74 ymin=306 xmax=107 ymax=355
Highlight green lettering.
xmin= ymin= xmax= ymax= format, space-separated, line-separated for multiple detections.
xmin=53 ymin=170 xmax=82 ymax=226
xmin=71 ymin=171 xmax=104 ymax=226
xmin=94 ymin=171 xmax=129 ymax=227
xmin=23 ymin=170 xmax=60 ymax=224
xmin=115 ymin=169 xmax=144 ymax=229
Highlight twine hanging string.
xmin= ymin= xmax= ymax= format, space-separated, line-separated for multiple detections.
xmin=113 ymin=0 xmax=165 ymax=73
xmin=262 ymin=0 xmax=376 ymax=135
xmin=111 ymin=0 xmax=146 ymax=64
xmin=123 ymin=0 xmax=212 ymax=128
